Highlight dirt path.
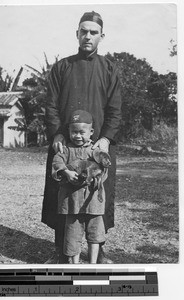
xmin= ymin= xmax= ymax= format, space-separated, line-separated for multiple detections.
xmin=0 ymin=147 xmax=178 ymax=264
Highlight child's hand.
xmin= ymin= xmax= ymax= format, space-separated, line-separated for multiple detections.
xmin=64 ymin=169 xmax=78 ymax=184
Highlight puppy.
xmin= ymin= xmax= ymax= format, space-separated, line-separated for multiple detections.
xmin=65 ymin=149 xmax=111 ymax=185
xmin=64 ymin=149 xmax=111 ymax=202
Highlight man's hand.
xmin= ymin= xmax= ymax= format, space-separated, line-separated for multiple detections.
xmin=63 ymin=169 xmax=79 ymax=184
xmin=92 ymin=137 xmax=110 ymax=153
xmin=52 ymin=134 xmax=66 ymax=153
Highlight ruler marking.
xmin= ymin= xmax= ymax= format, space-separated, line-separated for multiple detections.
xmin=72 ymin=275 xmax=109 ymax=281
xmin=73 ymin=280 xmax=109 ymax=285
xmin=109 ymin=275 xmax=145 ymax=281
xmin=0 ymin=269 xmax=158 ymax=296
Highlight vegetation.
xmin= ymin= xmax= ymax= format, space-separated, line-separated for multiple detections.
xmin=19 ymin=54 xmax=53 ymax=145
xmin=105 ymin=52 xmax=177 ymax=143
xmin=0 ymin=46 xmax=177 ymax=147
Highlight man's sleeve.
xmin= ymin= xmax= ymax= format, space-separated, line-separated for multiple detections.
xmin=52 ymin=147 xmax=69 ymax=181
xmin=45 ymin=63 xmax=62 ymax=141
xmin=100 ymin=64 xmax=122 ymax=144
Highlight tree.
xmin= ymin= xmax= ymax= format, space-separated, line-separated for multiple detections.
xmin=105 ymin=52 xmax=177 ymax=140
xmin=169 ymin=39 xmax=177 ymax=57
xmin=106 ymin=52 xmax=156 ymax=138
xmin=6 ymin=53 xmax=59 ymax=146
xmin=147 ymin=71 xmax=177 ymax=125
xmin=19 ymin=53 xmax=59 ymax=145
xmin=12 ymin=50 xmax=177 ymax=145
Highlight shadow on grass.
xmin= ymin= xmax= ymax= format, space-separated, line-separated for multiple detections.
xmin=107 ymin=243 xmax=179 ymax=264
xmin=115 ymin=168 xmax=178 ymax=233
xmin=136 ymin=244 xmax=179 ymax=263
xmin=113 ymin=163 xmax=179 ymax=263
xmin=130 ymin=207 xmax=178 ymax=232
xmin=0 ymin=225 xmax=89 ymax=264
xmin=0 ymin=225 xmax=54 ymax=264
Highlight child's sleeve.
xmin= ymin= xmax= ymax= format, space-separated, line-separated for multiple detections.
xmin=52 ymin=147 xmax=69 ymax=181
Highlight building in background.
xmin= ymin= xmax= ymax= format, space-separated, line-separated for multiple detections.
xmin=0 ymin=92 xmax=25 ymax=148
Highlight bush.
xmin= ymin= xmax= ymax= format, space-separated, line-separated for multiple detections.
xmin=129 ymin=121 xmax=177 ymax=150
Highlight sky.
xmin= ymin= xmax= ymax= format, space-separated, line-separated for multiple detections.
xmin=0 ymin=2 xmax=177 ymax=81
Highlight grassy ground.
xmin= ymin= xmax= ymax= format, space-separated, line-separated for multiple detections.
xmin=0 ymin=145 xmax=178 ymax=264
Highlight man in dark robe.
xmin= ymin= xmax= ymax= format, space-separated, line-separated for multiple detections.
xmin=41 ymin=11 xmax=122 ymax=263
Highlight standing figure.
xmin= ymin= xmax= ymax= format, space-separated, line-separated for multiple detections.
xmin=41 ymin=11 xmax=122 ymax=263
xmin=52 ymin=110 xmax=110 ymax=264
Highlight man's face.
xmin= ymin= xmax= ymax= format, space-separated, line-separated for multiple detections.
xmin=77 ymin=21 xmax=104 ymax=53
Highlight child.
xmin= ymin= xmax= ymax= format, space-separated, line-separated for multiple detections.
xmin=52 ymin=110 xmax=110 ymax=264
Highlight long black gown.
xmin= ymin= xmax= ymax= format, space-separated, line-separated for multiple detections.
xmin=41 ymin=48 xmax=122 ymax=237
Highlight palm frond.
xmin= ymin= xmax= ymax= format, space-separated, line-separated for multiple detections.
xmin=44 ymin=52 xmax=50 ymax=70
xmin=25 ymin=64 xmax=42 ymax=77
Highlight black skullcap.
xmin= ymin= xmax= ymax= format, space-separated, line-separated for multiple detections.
xmin=69 ymin=110 xmax=93 ymax=124
xmin=79 ymin=11 xmax=103 ymax=28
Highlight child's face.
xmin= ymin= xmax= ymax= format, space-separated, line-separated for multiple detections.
xmin=69 ymin=123 xmax=94 ymax=146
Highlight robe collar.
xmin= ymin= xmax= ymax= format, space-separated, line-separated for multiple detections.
xmin=78 ymin=47 xmax=98 ymax=60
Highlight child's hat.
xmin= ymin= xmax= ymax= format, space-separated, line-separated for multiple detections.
xmin=69 ymin=110 xmax=93 ymax=124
